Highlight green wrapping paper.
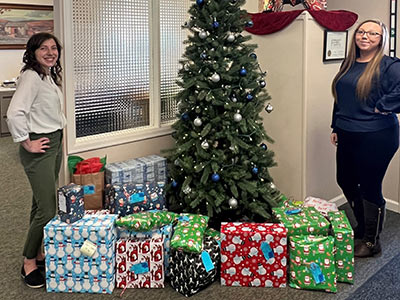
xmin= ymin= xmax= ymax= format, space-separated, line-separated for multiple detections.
xmin=272 ymin=207 xmax=329 ymax=236
xmin=289 ymin=235 xmax=337 ymax=293
xmin=170 ymin=213 xmax=209 ymax=253
xmin=327 ymin=211 xmax=354 ymax=284
xmin=115 ymin=210 xmax=178 ymax=231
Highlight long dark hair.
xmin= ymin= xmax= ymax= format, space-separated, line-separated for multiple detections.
xmin=21 ymin=32 xmax=63 ymax=86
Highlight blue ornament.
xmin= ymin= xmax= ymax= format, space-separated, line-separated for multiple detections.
xmin=252 ymin=167 xmax=259 ymax=175
xmin=200 ymin=52 xmax=207 ymax=59
xmin=211 ymin=173 xmax=220 ymax=182
xmin=196 ymin=0 xmax=205 ymax=6
xmin=246 ymin=20 xmax=254 ymax=27
xmin=171 ymin=180 xmax=178 ymax=188
xmin=212 ymin=21 xmax=219 ymax=28
xmin=250 ymin=53 xmax=257 ymax=59
xmin=260 ymin=143 xmax=268 ymax=150
xmin=239 ymin=67 xmax=247 ymax=76
xmin=181 ymin=113 xmax=189 ymax=121
xmin=246 ymin=93 xmax=253 ymax=101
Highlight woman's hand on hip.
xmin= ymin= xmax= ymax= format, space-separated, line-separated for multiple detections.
xmin=330 ymin=133 xmax=338 ymax=147
xmin=21 ymin=137 xmax=50 ymax=153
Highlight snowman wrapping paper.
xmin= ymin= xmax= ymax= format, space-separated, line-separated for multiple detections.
xmin=43 ymin=214 xmax=118 ymax=294
xmin=220 ymin=222 xmax=288 ymax=288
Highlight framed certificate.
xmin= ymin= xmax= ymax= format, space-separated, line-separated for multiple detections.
xmin=323 ymin=30 xmax=348 ymax=62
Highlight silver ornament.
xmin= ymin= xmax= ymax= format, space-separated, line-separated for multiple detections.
xmin=194 ymin=117 xmax=202 ymax=127
xmin=234 ymin=113 xmax=242 ymax=122
xmin=201 ymin=140 xmax=209 ymax=149
xmin=211 ymin=73 xmax=221 ymax=82
xmin=229 ymin=197 xmax=238 ymax=208
xmin=174 ymin=159 xmax=180 ymax=166
xmin=227 ymin=34 xmax=235 ymax=42
xmin=265 ymin=103 xmax=274 ymax=113
xmin=231 ymin=96 xmax=237 ymax=102
xmin=270 ymin=182 xmax=276 ymax=190
xmin=184 ymin=63 xmax=190 ymax=71
xmin=183 ymin=186 xmax=192 ymax=194
xmin=199 ymin=30 xmax=207 ymax=39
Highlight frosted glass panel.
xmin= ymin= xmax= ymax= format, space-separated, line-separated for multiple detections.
xmin=160 ymin=0 xmax=190 ymax=124
xmin=72 ymin=0 xmax=150 ymax=137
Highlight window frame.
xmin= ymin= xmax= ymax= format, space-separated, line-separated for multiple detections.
xmin=55 ymin=0 xmax=175 ymax=154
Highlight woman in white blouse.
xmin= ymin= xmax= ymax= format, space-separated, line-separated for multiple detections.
xmin=7 ymin=32 xmax=66 ymax=289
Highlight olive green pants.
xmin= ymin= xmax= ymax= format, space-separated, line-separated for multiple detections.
xmin=19 ymin=130 xmax=63 ymax=259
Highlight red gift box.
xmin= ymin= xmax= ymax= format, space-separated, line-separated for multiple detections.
xmin=221 ymin=222 xmax=288 ymax=288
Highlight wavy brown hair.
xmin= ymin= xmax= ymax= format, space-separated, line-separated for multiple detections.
xmin=331 ymin=20 xmax=388 ymax=102
xmin=21 ymin=32 xmax=63 ymax=86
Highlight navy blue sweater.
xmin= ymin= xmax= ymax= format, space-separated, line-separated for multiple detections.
xmin=331 ymin=55 xmax=400 ymax=132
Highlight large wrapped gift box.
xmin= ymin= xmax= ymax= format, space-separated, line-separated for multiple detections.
xmin=43 ymin=214 xmax=118 ymax=294
xmin=105 ymin=155 xmax=166 ymax=185
xmin=57 ymin=183 xmax=84 ymax=224
xmin=220 ymin=222 xmax=288 ymax=288
xmin=289 ymin=235 xmax=337 ymax=293
xmin=327 ymin=211 xmax=354 ymax=284
xmin=304 ymin=196 xmax=339 ymax=217
xmin=104 ymin=182 xmax=165 ymax=216
xmin=169 ymin=233 xmax=220 ymax=297
xmin=116 ymin=236 xmax=165 ymax=288
xmin=272 ymin=206 xmax=329 ymax=236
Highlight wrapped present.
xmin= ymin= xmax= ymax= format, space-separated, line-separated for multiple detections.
xmin=304 ymin=196 xmax=339 ymax=217
xmin=57 ymin=184 xmax=84 ymax=224
xmin=289 ymin=235 xmax=337 ymax=293
xmin=105 ymin=182 xmax=165 ymax=217
xmin=327 ymin=211 xmax=354 ymax=284
xmin=116 ymin=236 xmax=165 ymax=288
xmin=170 ymin=213 xmax=209 ymax=253
xmin=116 ymin=225 xmax=173 ymax=276
xmin=105 ymin=155 xmax=166 ymax=185
xmin=272 ymin=206 xmax=329 ymax=236
xmin=116 ymin=210 xmax=178 ymax=232
xmin=43 ymin=214 xmax=118 ymax=294
xmin=220 ymin=222 xmax=288 ymax=288
xmin=169 ymin=233 xmax=220 ymax=297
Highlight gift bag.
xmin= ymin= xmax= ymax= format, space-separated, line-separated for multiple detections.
xmin=72 ymin=171 xmax=104 ymax=210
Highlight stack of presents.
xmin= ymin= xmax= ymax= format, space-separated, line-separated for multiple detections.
xmin=43 ymin=154 xmax=354 ymax=296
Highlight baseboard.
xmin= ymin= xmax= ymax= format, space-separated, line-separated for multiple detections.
xmin=329 ymin=194 xmax=399 ymax=213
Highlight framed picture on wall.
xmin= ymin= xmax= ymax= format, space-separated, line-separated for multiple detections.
xmin=0 ymin=3 xmax=53 ymax=50
xmin=323 ymin=30 xmax=348 ymax=62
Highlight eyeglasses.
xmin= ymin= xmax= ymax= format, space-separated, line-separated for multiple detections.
xmin=356 ymin=30 xmax=382 ymax=38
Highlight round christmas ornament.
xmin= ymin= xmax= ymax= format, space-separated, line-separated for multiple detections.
xmin=227 ymin=34 xmax=235 ymax=42
xmin=171 ymin=180 xmax=178 ymax=188
xmin=259 ymin=80 xmax=266 ymax=88
xmin=239 ymin=67 xmax=247 ymax=76
xmin=270 ymin=182 xmax=276 ymax=190
xmin=231 ymin=95 xmax=238 ymax=102
xmin=199 ymin=30 xmax=207 ymax=39
xmin=211 ymin=73 xmax=221 ymax=82
xmin=233 ymin=112 xmax=242 ymax=122
xmin=200 ymin=52 xmax=207 ymax=59
xmin=265 ymin=103 xmax=274 ymax=113
xmin=246 ymin=93 xmax=253 ymax=101
xmin=211 ymin=173 xmax=220 ymax=182
xmin=181 ymin=112 xmax=189 ymax=121
xmin=201 ymin=140 xmax=209 ymax=149
xmin=196 ymin=0 xmax=205 ymax=6
xmin=174 ymin=159 xmax=180 ymax=166
xmin=212 ymin=20 xmax=219 ymax=28
xmin=260 ymin=143 xmax=268 ymax=150
xmin=250 ymin=52 xmax=257 ymax=59
xmin=194 ymin=117 xmax=202 ymax=127
xmin=252 ymin=167 xmax=259 ymax=175
xmin=229 ymin=197 xmax=238 ymax=209
xmin=246 ymin=20 xmax=254 ymax=27
xmin=184 ymin=63 xmax=190 ymax=71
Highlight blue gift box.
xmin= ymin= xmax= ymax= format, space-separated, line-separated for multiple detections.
xmin=43 ymin=214 xmax=118 ymax=294
xmin=57 ymin=184 xmax=84 ymax=224
xmin=105 ymin=182 xmax=165 ymax=217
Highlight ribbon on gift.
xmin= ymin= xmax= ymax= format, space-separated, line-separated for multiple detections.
xmin=285 ymin=208 xmax=302 ymax=215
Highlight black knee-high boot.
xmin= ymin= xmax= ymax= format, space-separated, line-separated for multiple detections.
xmin=354 ymin=200 xmax=385 ymax=258
xmin=347 ymin=197 xmax=365 ymax=240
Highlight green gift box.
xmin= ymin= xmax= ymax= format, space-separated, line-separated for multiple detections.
xmin=289 ymin=235 xmax=337 ymax=293
xmin=327 ymin=211 xmax=354 ymax=284
xmin=272 ymin=206 xmax=329 ymax=236
xmin=116 ymin=210 xmax=178 ymax=231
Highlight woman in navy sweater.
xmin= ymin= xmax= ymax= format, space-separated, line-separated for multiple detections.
xmin=331 ymin=20 xmax=400 ymax=258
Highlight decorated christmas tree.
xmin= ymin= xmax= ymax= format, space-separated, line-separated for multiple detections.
xmin=165 ymin=0 xmax=283 ymax=225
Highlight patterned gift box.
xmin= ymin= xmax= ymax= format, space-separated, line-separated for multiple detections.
xmin=116 ymin=225 xmax=173 ymax=276
xmin=104 ymin=182 xmax=165 ymax=217
xmin=289 ymin=235 xmax=337 ymax=293
xmin=169 ymin=233 xmax=220 ymax=297
xmin=272 ymin=206 xmax=329 ymax=236
xmin=84 ymin=209 xmax=111 ymax=215
xmin=116 ymin=210 xmax=178 ymax=232
xmin=57 ymin=184 xmax=84 ymax=224
xmin=116 ymin=236 xmax=165 ymax=288
xmin=105 ymin=155 xmax=166 ymax=185
xmin=43 ymin=214 xmax=118 ymax=294
xmin=304 ymin=196 xmax=339 ymax=217
xmin=327 ymin=211 xmax=354 ymax=284
xmin=220 ymin=222 xmax=288 ymax=288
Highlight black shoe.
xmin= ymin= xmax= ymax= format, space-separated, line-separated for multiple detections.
xmin=21 ymin=266 xmax=45 ymax=288
xmin=36 ymin=259 xmax=45 ymax=271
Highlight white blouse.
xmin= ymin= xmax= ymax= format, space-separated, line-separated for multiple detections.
xmin=7 ymin=69 xmax=67 ymax=143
